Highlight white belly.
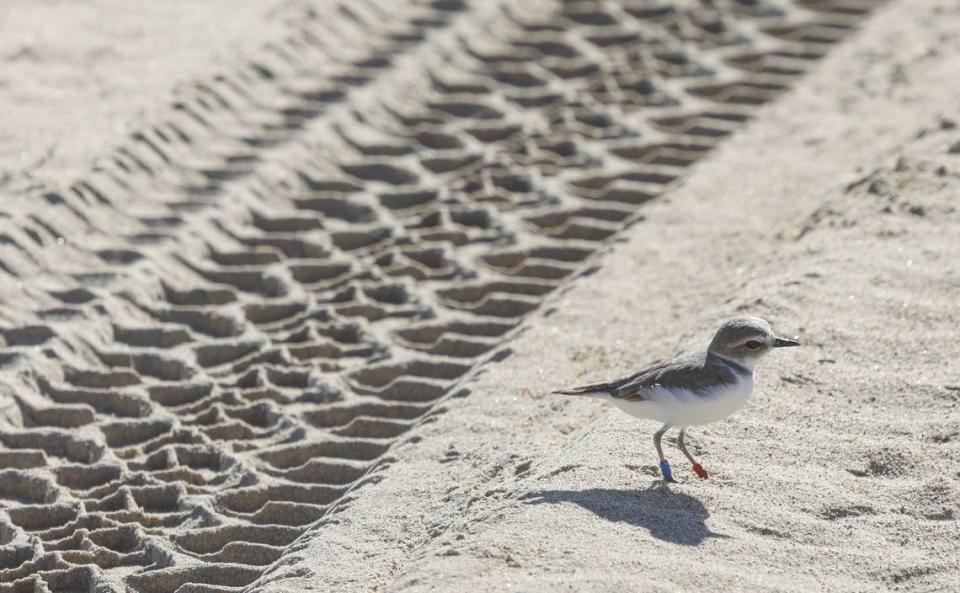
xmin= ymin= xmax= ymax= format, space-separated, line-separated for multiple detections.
xmin=610 ymin=376 xmax=754 ymax=427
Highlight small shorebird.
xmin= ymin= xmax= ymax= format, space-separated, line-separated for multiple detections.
xmin=552 ymin=317 xmax=799 ymax=482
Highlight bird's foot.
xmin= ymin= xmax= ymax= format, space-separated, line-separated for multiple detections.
xmin=659 ymin=459 xmax=676 ymax=482
xmin=692 ymin=463 xmax=709 ymax=479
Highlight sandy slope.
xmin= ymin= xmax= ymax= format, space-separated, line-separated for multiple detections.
xmin=0 ymin=0 xmax=295 ymax=189
xmin=247 ymin=1 xmax=960 ymax=591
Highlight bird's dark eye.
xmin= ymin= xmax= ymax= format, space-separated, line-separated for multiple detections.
xmin=744 ymin=340 xmax=762 ymax=351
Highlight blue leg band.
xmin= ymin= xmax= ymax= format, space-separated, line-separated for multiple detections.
xmin=659 ymin=459 xmax=673 ymax=481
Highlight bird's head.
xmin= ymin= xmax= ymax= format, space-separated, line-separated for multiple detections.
xmin=707 ymin=317 xmax=799 ymax=370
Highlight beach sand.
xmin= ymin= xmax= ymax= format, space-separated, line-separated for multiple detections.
xmin=0 ymin=1 xmax=956 ymax=591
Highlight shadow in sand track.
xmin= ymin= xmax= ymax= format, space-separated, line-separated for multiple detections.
xmin=522 ymin=486 xmax=728 ymax=546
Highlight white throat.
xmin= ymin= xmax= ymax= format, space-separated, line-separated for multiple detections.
xmin=711 ymin=351 xmax=759 ymax=373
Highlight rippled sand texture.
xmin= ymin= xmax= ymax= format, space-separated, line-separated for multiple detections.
xmin=0 ymin=1 xmax=885 ymax=592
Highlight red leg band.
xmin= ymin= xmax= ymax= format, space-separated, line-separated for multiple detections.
xmin=692 ymin=463 xmax=709 ymax=479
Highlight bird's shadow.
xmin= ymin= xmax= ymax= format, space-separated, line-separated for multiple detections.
xmin=522 ymin=485 xmax=728 ymax=546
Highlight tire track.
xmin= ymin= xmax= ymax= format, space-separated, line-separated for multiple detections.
xmin=0 ymin=1 xmax=880 ymax=591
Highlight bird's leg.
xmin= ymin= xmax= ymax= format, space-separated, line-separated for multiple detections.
xmin=677 ymin=428 xmax=709 ymax=479
xmin=653 ymin=424 xmax=675 ymax=482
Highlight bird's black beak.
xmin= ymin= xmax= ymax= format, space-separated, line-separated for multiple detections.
xmin=773 ymin=336 xmax=800 ymax=348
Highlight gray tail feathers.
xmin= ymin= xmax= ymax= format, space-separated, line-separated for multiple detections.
xmin=551 ymin=381 xmax=612 ymax=398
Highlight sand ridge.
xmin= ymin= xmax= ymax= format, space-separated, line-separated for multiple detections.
xmin=0 ymin=0 xmax=925 ymax=592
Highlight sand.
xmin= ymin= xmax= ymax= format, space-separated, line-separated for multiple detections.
xmin=0 ymin=0 xmax=302 ymax=193
xmin=0 ymin=1 xmax=957 ymax=592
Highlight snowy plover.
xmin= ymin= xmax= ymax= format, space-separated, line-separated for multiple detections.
xmin=553 ymin=317 xmax=799 ymax=482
